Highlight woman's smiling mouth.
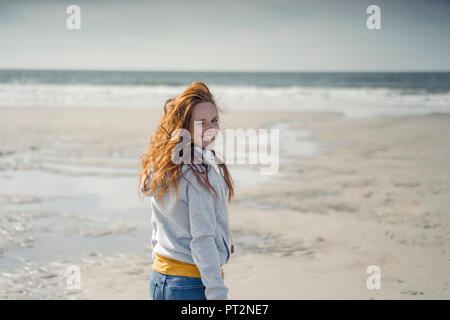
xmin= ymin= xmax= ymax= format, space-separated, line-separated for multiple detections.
xmin=202 ymin=135 xmax=215 ymax=142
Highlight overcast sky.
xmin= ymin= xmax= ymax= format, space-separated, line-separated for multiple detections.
xmin=1 ymin=0 xmax=449 ymax=71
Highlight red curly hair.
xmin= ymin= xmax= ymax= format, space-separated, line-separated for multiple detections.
xmin=138 ymin=81 xmax=234 ymax=206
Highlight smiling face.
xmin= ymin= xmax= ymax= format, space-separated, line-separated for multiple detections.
xmin=189 ymin=101 xmax=220 ymax=149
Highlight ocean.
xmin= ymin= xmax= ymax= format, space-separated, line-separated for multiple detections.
xmin=1 ymin=70 xmax=449 ymax=118
xmin=1 ymin=70 xmax=449 ymax=298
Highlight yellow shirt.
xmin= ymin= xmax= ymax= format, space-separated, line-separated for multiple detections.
xmin=152 ymin=253 xmax=224 ymax=278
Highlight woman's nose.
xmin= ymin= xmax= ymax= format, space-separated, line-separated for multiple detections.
xmin=203 ymin=122 xmax=217 ymax=131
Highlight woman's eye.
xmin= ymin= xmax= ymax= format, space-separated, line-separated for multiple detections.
xmin=212 ymin=119 xmax=218 ymax=123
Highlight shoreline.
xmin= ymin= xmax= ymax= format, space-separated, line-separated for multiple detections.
xmin=0 ymin=107 xmax=449 ymax=299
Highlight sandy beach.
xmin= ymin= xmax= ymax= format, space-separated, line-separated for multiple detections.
xmin=0 ymin=107 xmax=449 ymax=299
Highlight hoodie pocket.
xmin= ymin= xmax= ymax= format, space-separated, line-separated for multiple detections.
xmin=222 ymin=234 xmax=230 ymax=262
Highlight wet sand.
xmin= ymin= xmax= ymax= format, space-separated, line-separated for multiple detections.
xmin=0 ymin=107 xmax=449 ymax=299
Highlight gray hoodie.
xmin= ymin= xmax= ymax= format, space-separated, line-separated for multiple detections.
xmin=141 ymin=145 xmax=233 ymax=300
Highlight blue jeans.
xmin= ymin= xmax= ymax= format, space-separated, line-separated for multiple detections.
xmin=149 ymin=269 xmax=207 ymax=300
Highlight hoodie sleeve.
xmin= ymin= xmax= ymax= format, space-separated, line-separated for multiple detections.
xmin=186 ymin=172 xmax=228 ymax=300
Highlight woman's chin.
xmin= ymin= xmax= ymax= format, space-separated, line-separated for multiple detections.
xmin=202 ymin=136 xmax=216 ymax=148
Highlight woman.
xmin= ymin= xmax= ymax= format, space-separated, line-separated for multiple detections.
xmin=139 ymin=81 xmax=235 ymax=300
